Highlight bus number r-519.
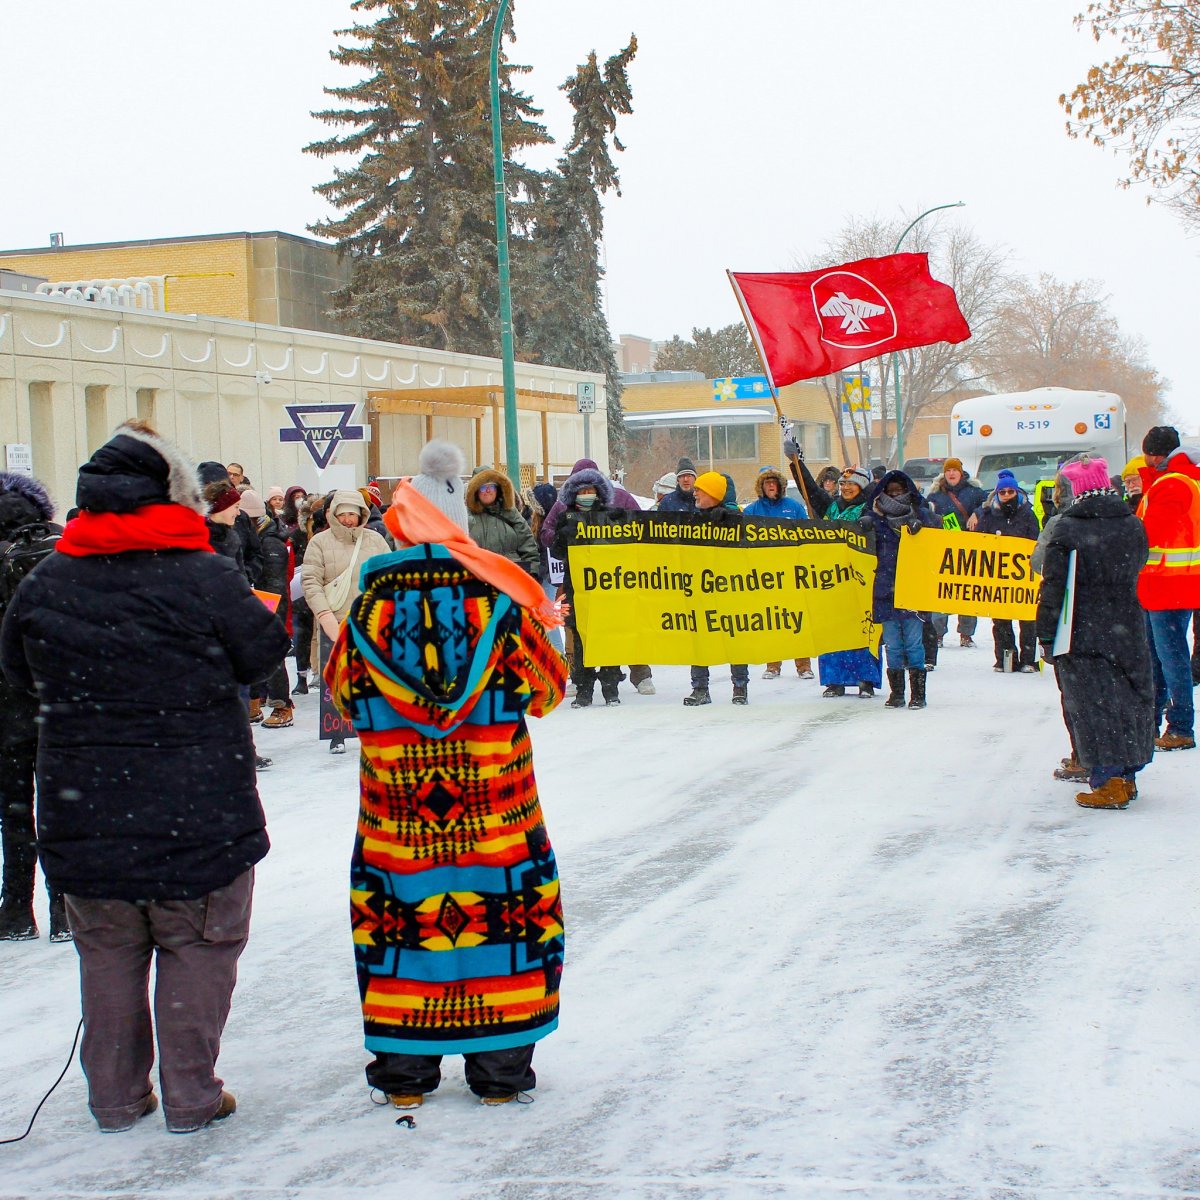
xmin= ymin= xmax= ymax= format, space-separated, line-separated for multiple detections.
xmin=1016 ymin=419 xmax=1051 ymax=431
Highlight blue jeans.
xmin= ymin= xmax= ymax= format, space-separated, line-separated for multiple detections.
xmin=1146 ymin=608 xmax=1194 ymax=737
xmin=691 ymin=665 xmax=748 ymax=688
xmin=881 ymin=617 xmax=925 ymax=671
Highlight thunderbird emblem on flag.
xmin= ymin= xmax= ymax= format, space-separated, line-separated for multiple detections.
xmin=728 ymin=253 xmax=971 ymax=389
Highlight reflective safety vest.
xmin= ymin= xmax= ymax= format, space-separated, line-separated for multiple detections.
xmin=1138 ymin=471 xmax=1200 ymax=611
xmin=1031 ymin=478 xmax=1057 ymax=529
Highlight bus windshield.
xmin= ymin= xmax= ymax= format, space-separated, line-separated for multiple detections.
xmin=977 ymin=451 xmax=1080 ymax=490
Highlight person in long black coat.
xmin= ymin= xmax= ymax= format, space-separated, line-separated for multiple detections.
xmin=0 ymin=472 xmax=68 ymax=942
xmin=1035 ymin=456 xmax=1154 ymax=810
xmin=0 ymin=420 xmax=290 ymax=1133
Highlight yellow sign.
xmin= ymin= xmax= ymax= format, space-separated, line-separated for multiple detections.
xmin=567 ymin=513 xmax=880 ymax=666
xmin=894 ymin=526 xmax=1041 ymax=620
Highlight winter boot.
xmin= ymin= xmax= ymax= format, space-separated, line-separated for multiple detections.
xmin=683 ymin=687 xmax=711 ymax=706
xmin=1076 ymin=778 xmax=1134 ymax=810
xmin=48 ymin=893 xmax=72 ymax=943
xmin=884 ymin=669 xmax=906 ymax=708
xmin=262 ymin=702 xmax=295 ymax=729
xmin=601 ymin=684 xmax=621 ymax=706
xmin=328 ymin=737 xmax=346 ymax=755
xmin=858 ymin=682 xmax=875 ymax=698
xmin=248 ymin=698 xmax=264 ymax=724
xmin=907 ymin=669 xmax=927 ymax=709
xmin=291 ymin=672 xmax=309 ymax=696
xmin=960 ymin=634 xmax=976 ymax=648
xmin=732 ymin=684 xmax=749 ymax=705
xmin=761 ymin=666 xmax=781 ymax=680
xmin=570 ymin=688 xmax=594 ymax=709
xmin=0 ymin=895 xmax=37 ymax=940
xmin=255 ymin=754 xmax=274 ymax=770
xmin=635 ymin=678 xmax=656 ymax=695
xmin=822 ymin=684 xmax=846 ymax=698
xmin=1053 ymin=755 xmax=1088 ymax=782
xmin=1154 ymin=731 xmax=1196 ymax=752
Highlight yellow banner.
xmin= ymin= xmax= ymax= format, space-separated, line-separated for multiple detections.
xmin=894 ymin=526 xmax=1041 ymax=620
xmin=567 ymin=513 xmax=880 ymax=666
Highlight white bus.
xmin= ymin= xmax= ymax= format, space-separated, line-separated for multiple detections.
xmin=949 ymin=387 xmax=1127 ymax=490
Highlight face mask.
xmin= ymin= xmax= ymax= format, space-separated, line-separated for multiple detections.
xmin=576 ymin=494 xmax=597 ymax=509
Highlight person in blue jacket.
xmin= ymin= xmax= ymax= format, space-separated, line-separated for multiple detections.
xmin=864 ymin=469 xmax=940 ymax=709
xmin=744 ymin=467 xmax=813 ymax=680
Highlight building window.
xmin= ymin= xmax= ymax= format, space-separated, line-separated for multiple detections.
xmin=685 ymin=424 xmax=758 ymax=462
xmin=136 ymin=387 xmax=157 ymax=426
xmin=927 ymin=433 xmax=949 ymax=458
xmin=796 ymin=421 xmax=831 ymax=460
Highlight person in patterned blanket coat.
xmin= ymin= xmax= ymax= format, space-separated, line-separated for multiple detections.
xmin=326 ymin=441 xmax=567 ymax=1108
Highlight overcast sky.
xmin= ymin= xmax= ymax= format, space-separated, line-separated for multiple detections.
xmin=7 ymin=0 xmax=1197 ymax=428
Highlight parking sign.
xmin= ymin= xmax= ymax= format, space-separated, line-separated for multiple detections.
xmin=576 ymin=382 xmax=596 ymax=414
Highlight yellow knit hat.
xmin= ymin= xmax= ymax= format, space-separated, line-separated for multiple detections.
xmin=694 ymin=471 xmax=728 ymax=504
xmin=1121 ymin=454 xmax=1145 ymax=480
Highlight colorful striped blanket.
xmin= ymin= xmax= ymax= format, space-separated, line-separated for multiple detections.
xmin=327 ymin=543 xmax=567 ymax=1055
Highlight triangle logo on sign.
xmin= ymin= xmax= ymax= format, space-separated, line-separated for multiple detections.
xmin=278 ymin=404 xmax=366 ymax=470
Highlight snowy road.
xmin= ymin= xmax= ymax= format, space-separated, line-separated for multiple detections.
xmin=2 ymin=638 xmax=1199 ymax=1199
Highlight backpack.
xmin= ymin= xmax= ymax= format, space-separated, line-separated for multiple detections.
xmin=0 ymin=522 xmax=61 ymax=614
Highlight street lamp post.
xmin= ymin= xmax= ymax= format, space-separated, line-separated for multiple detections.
xmin=891 ymin=201 xmax=965 ymax=467
xmin=489 ymin=0 xmax=520 ymax=479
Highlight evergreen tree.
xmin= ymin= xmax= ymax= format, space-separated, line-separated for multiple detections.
xmin=306 ymin=1 xmax=549 ymax=353
xmin=653 ymin=324 xmax=760 ymax=379
xmin=518 ymin=38 xmax=637 ymax=465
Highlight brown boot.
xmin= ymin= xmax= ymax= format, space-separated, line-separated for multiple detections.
xmin=1075 ymin=778 xmax=1134 ymax=810
xmin=1154 ymin=731 xmax=1196 ymax=751
xmin=261 ymin=702 xmax=294 ymax=729
xmin=248 ymin=698 xmax=264 ymax=724
xmin=1053 ymin=756 xmax=1088 ymax=782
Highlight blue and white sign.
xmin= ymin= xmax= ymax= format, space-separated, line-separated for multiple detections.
xmin=1093 ymin=412 xmax=1112 ymax=430
xmin=956 ymin=419 xmax=974 ymax=437
xmin=279 ymin=403 xmax=367 ymax=470
xmin=713 ymin=376 xmax=771 ymax=402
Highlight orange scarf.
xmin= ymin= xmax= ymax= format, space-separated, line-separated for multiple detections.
xmin=384 ymin=480 xmax=563 ymax=628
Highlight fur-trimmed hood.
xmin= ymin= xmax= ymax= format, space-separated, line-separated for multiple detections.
xmin=0 ymin=472 xmax=55 ymax=536
xmin=560 ymin=468 xmax=614 ymax=510
xmin=76 ymin=421 xmax=205 ymax=516
xmin=466 ymin=468 xmax=516 ymax=514
xmin=754 ymin=468 xmax=787 ymax=500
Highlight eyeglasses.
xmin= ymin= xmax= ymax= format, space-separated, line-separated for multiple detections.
xmin=478 ymin=484 xmax=498 ymax=494
xmin=997 ymin=488 xmax=1018 ymax=497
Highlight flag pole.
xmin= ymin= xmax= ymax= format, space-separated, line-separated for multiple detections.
xmin=726 ymin=270 xmax=814 ymax=516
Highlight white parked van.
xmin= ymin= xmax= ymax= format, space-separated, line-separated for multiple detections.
xmin=949 ymin=387 xmax=1127 ymax=490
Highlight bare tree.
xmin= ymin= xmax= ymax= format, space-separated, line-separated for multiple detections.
xmin=974 ymin=272 xmax=1172 ymax=442
xmin=800 ymin=212 xmax=1010 ymax=464
xmin=1062 ymin=0 xmax=1200 ymax=231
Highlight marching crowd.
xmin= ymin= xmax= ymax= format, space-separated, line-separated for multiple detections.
xmin=0 ymin=416 xmax=1196 ymax=1132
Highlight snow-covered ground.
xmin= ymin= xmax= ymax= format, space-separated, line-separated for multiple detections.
xmin=2 ymin=633 xmax=1199 ymax=1200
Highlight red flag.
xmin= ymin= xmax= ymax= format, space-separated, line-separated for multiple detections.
xmin=729 ymin=253 xmax=971 ymax=389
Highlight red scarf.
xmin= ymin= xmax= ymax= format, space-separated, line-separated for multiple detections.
xmin=57 ymin=505 xmax=214 ymax=556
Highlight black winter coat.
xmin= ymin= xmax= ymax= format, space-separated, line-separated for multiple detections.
xmin=975 ymin=492 xmax=1040 ymax=540
xmin=257 ymin=515 xmax=293 ymax=627
xmin=1035 ymin=492 xmax=1154 ymax=770
xmin=0 ymin=548 xmax=291 ymax=901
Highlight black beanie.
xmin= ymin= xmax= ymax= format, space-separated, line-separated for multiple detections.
xmin=1142 ymin=426 xmax=1180 ymax=457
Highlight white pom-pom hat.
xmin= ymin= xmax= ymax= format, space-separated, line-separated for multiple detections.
xmin=408 ymin=440 xmax=469 ymax=532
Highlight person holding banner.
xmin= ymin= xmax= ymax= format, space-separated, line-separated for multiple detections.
xmin=551 ymin=468 xmax=626 ymax=707
xmin=812 ymin=467 xmax=883 ymax=699
xmin=924 ymin=459 xmax=985 ymax=652
xmin=973 ymin=470 xmax=1041 ymax=673
xmin=1036 ymin=456 xmax=1154 ymax=809
xmin=527 ymin=483 xmax=565 ymax=655
xmin=866 ymin=471 xmax=940 ymax=709
xmin=684 ymin=472 xmax=751 ymax=706
xmin=325 ymin=440 xmax=566 ymax=1107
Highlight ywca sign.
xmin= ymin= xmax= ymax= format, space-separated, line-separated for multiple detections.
xmin=279 ymin=403 xmax=368 ymax=469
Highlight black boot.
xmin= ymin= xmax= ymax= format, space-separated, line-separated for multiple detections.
xmin=48 ymin=893 xmax=72 ymax=943
xmin=683 ymin=687 xmax=711 ymax=706
xmin=884 ymin=669 xmax=906 ymax=708
xmin=731 ymin=684 xmax=748 ymax=705
xmin=907 ymin=669 xmax=927 ymax=709
xmin=291 ymin=672 xmax=309 ymax=696
xmin=0 ymin=803 xmax=38 ymax=940
xmin=571 ymin=689 xmax=594 ymax=708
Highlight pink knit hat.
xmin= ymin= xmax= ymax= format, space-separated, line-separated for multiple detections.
xmin=1060 ymin=455 xmax=1111 ymax=494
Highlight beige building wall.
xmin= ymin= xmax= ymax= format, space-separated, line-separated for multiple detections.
xmin=0 ymin=293 xmax=605 ymax=514
xmin=0 ymin=232 xmax=353 ymax=335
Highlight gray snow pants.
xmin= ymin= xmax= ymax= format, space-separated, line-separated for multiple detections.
xmin=65 ymin=869 xmax=254 ymax=1132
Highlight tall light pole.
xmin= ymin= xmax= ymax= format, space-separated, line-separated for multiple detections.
xmin=891 ymin=201 xmax=964 ymax=466
xmin=489 ymin=0 xmax=520 ymax=479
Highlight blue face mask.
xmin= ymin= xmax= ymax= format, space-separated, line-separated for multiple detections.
xmin=576 ymin=493 xmax=597 ymax=509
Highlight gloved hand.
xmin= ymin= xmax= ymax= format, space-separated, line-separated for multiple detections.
xmin=906 ymin=515 xmax=924 ymax=534
xmin=783 ymin=437 xmax=802 ymax=462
